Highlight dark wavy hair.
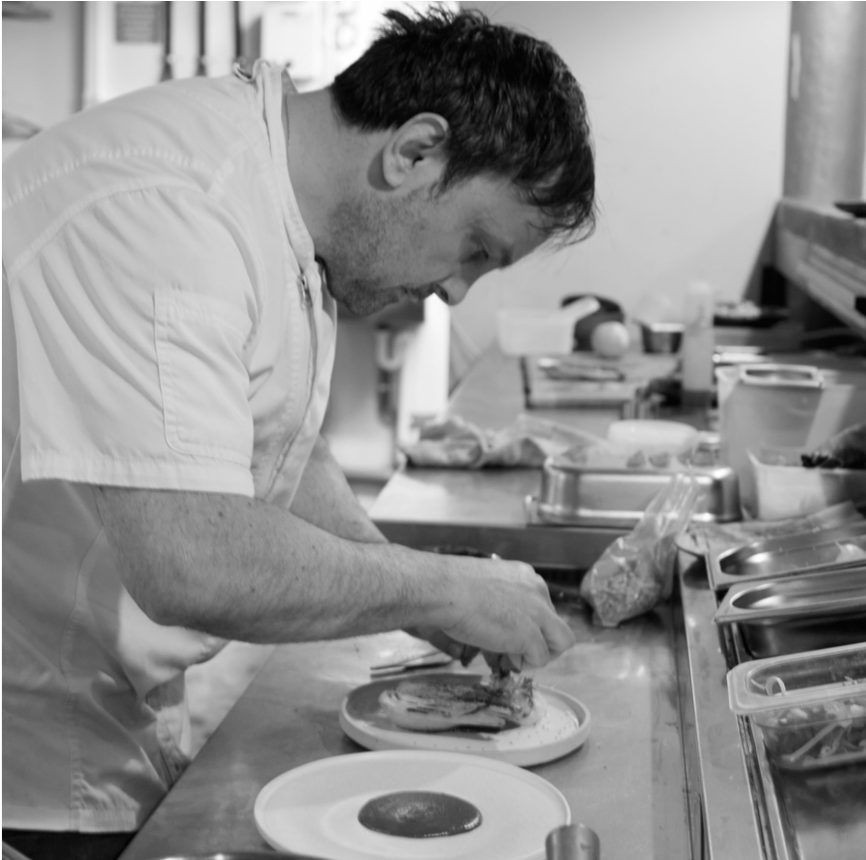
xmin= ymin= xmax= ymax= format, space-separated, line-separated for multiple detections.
xmin=331 ymin=7 xmax=596 ymax=243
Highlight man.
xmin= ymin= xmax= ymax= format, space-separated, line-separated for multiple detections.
xmin=2 ymin=8 xmax=596 ymax=859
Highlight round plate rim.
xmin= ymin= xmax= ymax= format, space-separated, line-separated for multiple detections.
xmin=253 ymin=749 xmax=572 ymax=859
xmin=338 ymin=673 xmax=591 ymax=767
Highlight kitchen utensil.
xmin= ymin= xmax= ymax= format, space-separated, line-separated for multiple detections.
xmin=339 ymin=672 xmax=590 ymax=767
xmin=545 ymin=824 xmax=601 ymax=860
xmin=537 ymin=358 xmax=625 ymax=382
xmin=706 ymin=521 xmax=866 ymax=591
xmin=370 ymin=648 xmax=454 ymax=677
xmin=727 ymin=642 xmax=866 ymax=771
xmin=522 ymin=352 xmax=678 ymax=412
xmin=254 ymin=750 xmax=571 ymax=859
xmin=713 ymin=566 xmax=866 ymax=657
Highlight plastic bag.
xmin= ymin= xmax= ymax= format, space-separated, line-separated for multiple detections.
xmin=401 ymin=414 xmax=603 ymax=469
xmin=580 ymin=473 xmax=701 ymax=627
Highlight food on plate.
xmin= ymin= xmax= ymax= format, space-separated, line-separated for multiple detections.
xmin=379 ymin=673 xmax=543 ymax=732
xmin=801 ymin=423 xmax=866 ymax=470
xmin=358 ymin=790 xmax=482 ymax=838
xmin=760 ymin=697 xmax=866 ymax=769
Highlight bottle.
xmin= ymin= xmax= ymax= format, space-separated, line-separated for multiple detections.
xmin=680 ymin=280 xmax=715 ymax=408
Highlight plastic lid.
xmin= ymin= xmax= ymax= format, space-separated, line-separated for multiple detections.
xmin=727 ymin=642 xmax=866 ymax=716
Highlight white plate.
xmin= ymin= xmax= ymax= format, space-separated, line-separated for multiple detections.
xmin=339 ymin=673 xmax=590 ymax=767
xmin=254 ymin=750 xmax=570 ymax=860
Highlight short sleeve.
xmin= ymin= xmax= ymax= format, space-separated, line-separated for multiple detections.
xmin=7 ymin=185 xmax=259 ymax=494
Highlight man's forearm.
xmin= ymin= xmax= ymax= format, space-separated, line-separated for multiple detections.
xmin=94 ymin=484 xmax=576 ymax=668
xmin=289 ymin=435 xmax=387 ymax=544
xmin=95 ymin=485 xmax=443 ymax=643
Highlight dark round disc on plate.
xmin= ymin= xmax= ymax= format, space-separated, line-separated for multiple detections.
xmin=358 ymin=790 xmax=482 ymax=838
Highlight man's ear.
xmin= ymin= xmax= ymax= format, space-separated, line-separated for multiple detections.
xmin=381 ymin=113 xmax=449 ymax=190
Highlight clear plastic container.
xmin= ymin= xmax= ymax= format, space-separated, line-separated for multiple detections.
xmin=496 ymin=297 xmax=600 ymax=356
xmin=720 ymin=364 xmax=866 ymax=517
xmin=728 ymin=643 xmax=866 ymax=771
xmin=749 ymin=450 xmax=866 ymax=521
xmin=605 ymin=419 xmax=698 ymax=456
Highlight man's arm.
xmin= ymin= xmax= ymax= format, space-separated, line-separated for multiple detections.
xmin=289 ymin=435 xmax=387 ymax=543
xmin=93 ymin=486 xmax=575 ymax=669
xmin=289 ymin=435 xmax=482 ymax=665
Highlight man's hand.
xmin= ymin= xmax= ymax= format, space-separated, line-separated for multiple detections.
xmin=413 ymin=556 xmax=575 ymax=671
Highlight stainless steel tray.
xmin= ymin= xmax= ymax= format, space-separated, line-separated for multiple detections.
xmin=528 ymin=460 xmax=740 ymax=529
xmin=714 ymin=566 xmax=866 ymax=658
xmin=707 ymin=521 xmax=866 ymax=591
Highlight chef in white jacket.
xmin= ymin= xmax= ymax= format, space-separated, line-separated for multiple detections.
xmin=2 ymin=9 xmax=596 ymax=859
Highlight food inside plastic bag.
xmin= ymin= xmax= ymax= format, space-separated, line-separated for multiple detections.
xmin=580 ymin=473 xmax=701 ymax=627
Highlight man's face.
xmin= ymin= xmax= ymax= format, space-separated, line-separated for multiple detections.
xmin=318 ymin=176 xmax=551 ymax=316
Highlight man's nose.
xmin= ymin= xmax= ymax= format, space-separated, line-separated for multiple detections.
xmin=439 ymin=275 xmax=472 ymax=306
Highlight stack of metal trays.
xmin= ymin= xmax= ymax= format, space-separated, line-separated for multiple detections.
xmin=715 ymin=565 xmax=866 ymax=658
xmin=710 ymin=520 xmax=866 ymax=658
xmin=707 ymin=521 xmax=866 ymax=592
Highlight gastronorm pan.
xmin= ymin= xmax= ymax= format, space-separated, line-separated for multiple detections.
xmin=728 ymin=642 xmax=866 ymax=772
xmin=714 ymin=566 xmax=866 ymax=658
xmin=528 ymin=458 xmax=740 ymax=529
xmin=707 ymin=521 xmax=866 ymax=592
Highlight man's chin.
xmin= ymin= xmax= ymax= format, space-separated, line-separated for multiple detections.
xmin=333 ymin=292 xmax=403 ymax=317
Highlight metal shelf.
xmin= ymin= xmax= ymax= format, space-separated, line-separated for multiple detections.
xmin=776 ymin=198 xmax=866 ymax=337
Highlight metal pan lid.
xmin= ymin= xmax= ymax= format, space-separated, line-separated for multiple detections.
xmin=714 ymin=565 xmax=866 ymax=624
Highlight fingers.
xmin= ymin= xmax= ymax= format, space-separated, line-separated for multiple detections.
xmin=422 ymin=554 xmax=577 ymax=671
xmin=459 ymin=645 xmax=481 ymax=666
xmin=410 ymin=626 xmax=480 ymax=666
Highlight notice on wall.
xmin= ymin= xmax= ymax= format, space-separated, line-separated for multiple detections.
xmin=115 ymin=2 xmax=163 ymax=44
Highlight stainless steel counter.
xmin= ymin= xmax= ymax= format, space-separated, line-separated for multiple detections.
xmin=118 ymin=346 xmax=864 ymax=860
xmin=118 ymin=602 xmax=690 ymax=860
xmin=371 ymin=348 xmax=631 ymax=573
xmin=677 ymin=549 xmax=866 ymax=860
xmin=117 ymin=346 xmax=695 ymax=860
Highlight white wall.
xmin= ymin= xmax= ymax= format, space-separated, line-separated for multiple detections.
xmin=455 ymin=1 xmax=790 ymax=351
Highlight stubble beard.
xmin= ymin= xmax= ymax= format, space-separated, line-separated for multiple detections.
xmin=319 ymin=189 xmax=438 ymax=316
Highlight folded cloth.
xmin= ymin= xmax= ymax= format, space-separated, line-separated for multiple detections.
xmin=401 ymin=414 xmax=602 ymax=469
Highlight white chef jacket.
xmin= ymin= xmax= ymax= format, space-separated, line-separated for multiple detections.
xmin=2 ymin=61 xmax=337 ymax=832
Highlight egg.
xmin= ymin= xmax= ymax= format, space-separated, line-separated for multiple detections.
xmin=590 ymin=321 xmax=631 ymax=358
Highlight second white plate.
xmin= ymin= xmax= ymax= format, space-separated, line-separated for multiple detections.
xmin=339 ymin=673 xmax=591 ymax=767
xmin=255 ymin=749 xmax=570 ymax=860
